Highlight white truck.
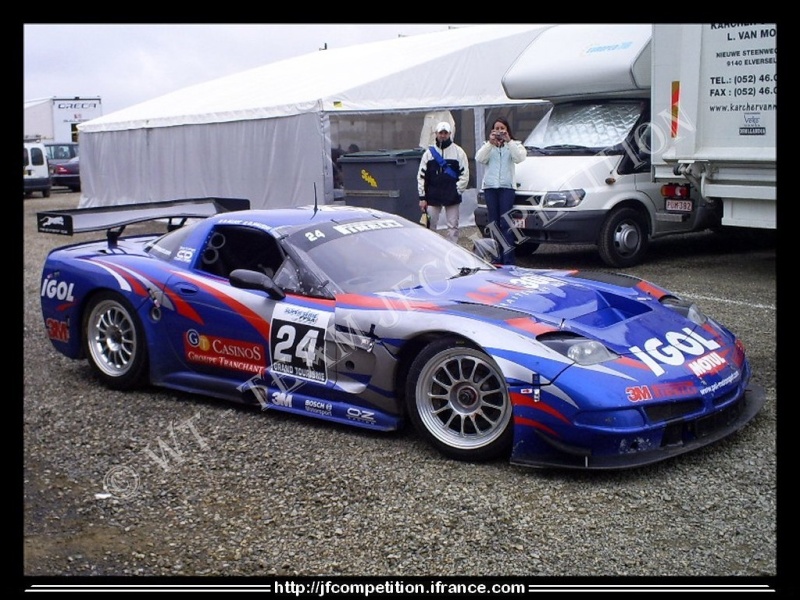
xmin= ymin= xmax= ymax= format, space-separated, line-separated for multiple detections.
xmin=474 ymin=23 xmax=776 ymax=267
xmin=24 ymin=97 xmax=103 ymax=144
xmin=652 ymin=24 xmax=776 ymax=230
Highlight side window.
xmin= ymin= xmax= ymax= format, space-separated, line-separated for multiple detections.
xmin=618 ymin=121 xmax=652 ymax=175
xmin=198 ymin=225 xmax=285 ymax=280
xmin=31 ymin=147 xmax=45 ymax=166
xmin=23 ymin=148 xmax=29 ymax=167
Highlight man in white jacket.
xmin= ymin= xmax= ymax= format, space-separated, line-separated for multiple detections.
xmin=417 ymin=122 xmax=469 ymax=244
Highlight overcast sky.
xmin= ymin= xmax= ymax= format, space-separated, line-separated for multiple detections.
xmin=23 ymin=23 xmax=461 ymax=115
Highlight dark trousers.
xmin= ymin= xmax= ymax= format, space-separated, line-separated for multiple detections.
xmin=484 ymin=187 xmax=516 ymax=265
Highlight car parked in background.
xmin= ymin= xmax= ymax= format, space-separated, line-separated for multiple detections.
xmin=44 ymin=142 xmax=78 ymax=163
xmin=50 ymin=156 xmax=80 ymax=192
xmin=23 ymin=141 xmax=51 ymax=198
xmin=45 ymin=142 xmax=79 ymax=191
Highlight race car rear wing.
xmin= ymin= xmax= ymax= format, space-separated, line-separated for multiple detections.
xmin=37 ymin=197 xmax=250 ymax=246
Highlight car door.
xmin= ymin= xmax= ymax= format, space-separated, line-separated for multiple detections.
xmin=160 ymin=223 xmax=338 ymax=403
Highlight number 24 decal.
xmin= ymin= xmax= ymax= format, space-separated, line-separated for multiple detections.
xmin=273 ymin=324 xmax=322 ymax=368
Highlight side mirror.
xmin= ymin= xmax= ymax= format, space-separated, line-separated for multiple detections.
xmin=229 ymin=268 xmax=286 ymax=300
xmin=472 ymin=237 xmax=501 ymax=264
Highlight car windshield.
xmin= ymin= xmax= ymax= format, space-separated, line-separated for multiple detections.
xmin=286 ymin=217 xmax=493 ymax=294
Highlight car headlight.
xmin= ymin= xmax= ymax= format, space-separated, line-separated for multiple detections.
xmin=660 ymin=296 xmax=708 ymax=326
xmin=542 ymin=189 xmax=585 ymax=208
xmin=539 ymin=333 xmax=618 ymax=365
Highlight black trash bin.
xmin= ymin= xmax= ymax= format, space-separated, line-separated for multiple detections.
xmin=339 ymin=149 xmax=423 ymax=222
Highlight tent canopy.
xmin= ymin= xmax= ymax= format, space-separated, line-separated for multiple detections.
xmin=78 ymin=24 xmax=553 ymax=210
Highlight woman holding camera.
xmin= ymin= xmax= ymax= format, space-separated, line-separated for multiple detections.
xmin=475 ymin=117 xmax=527 ymax=265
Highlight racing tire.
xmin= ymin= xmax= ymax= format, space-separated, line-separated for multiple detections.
xmin=83 ymin=292 xmax=149 ymax=390
xmin=598 ymin=206 xmax=649 ymax=268
xmin=406 ymin=337 xmax=513 ymax=462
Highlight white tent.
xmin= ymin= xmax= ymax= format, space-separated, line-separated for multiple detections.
xmin=78 ymin=24 xmax=552 ymax=212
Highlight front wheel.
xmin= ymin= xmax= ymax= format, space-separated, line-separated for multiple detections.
xmin=82 ymin=292 xmax=149 ymax=390
xmin=598 ymin=207 xmax=649 ymax=268
xmin=405 ymin=337 xmax=513 ymax=462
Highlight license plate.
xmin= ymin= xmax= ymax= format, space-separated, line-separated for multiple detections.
xmin=666 ymin=199 xmax=693 ymax=212
xmin=513 ymin=217 xmax=526 ymax=228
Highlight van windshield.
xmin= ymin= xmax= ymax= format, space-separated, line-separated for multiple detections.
xmin=524 ymin=101 xmax=645 ymax=153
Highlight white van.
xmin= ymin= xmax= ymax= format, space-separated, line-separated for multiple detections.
xmin=474 ymin=24 xmax=720 ymax=268
xmin=24 ymin=141 xmax=51 ymax=198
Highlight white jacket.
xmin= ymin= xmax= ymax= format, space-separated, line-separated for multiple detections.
xmin=475 ymin=139 xmax=527 ymax=189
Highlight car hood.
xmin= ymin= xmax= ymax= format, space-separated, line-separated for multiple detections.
xmin=388 ymin=265 xmax=733 ymax=359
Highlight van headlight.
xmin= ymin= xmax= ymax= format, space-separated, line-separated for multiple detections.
xmin=542 ymin=189 xmax=585 ymax=208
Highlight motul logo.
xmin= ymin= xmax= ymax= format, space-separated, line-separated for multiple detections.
xmin=688 ymin=351 xmax=727 ymax=376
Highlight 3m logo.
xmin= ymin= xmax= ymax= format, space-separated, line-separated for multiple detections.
xmin=46 ymin=318 xmax=69 ymax=342
xmin=271 ymin=391 xmax=292 ymax=407
xmin=626 ymin=386 xmax=653 ymax=402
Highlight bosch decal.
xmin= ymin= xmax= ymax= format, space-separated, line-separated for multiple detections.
xmin=305 ymin=399 xmax=333 ymax=416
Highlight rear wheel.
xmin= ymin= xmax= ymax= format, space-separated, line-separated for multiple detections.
xmin=598 ymin=207 xmax=649 ymax=268
xmin=42 ymin=189 xmax=51 ymax=198
xmin=405 ymin=337 xmax=513 ymax=461
xmin=83 ymin=292 xmax=148 ymax=390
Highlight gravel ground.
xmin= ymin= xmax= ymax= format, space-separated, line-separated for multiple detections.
xmin=22 ymin=192 xmax=778 ymax=583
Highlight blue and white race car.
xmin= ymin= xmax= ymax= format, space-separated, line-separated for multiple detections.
xmin=38 ymin=198 xmax=764 ymax=469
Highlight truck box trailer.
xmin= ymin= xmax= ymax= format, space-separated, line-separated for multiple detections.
xmin=24 ymin=97 xmax=103 ymax=144
xmin=651 ymin=24 xmax=776 ymax=230
xmin=474 ymin=23 xmax=775 ymax=267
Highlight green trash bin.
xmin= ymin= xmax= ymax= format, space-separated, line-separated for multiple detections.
xmin=339 ymin=149 xmax=423 ymax=222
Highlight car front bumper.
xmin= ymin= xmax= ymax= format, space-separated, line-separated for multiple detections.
xmin=509 ymin=382 xmax=766 ymax=470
